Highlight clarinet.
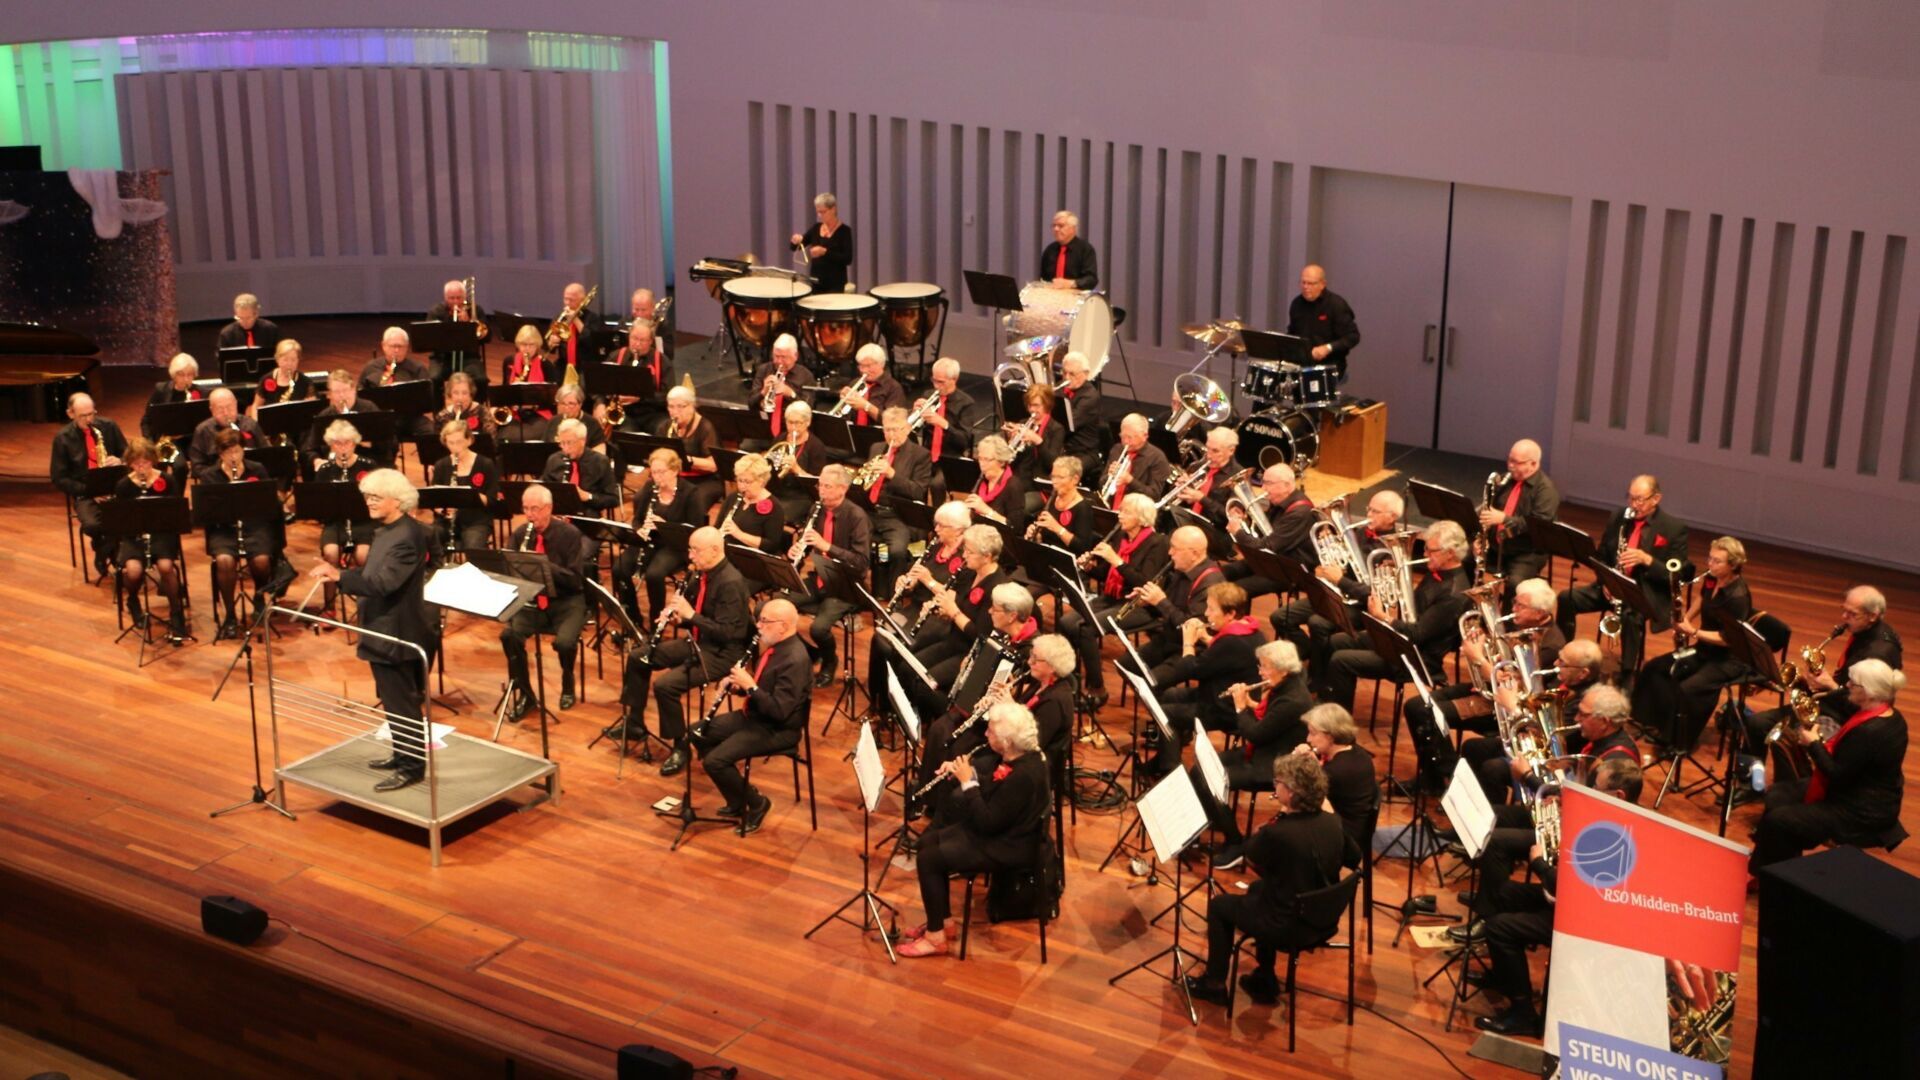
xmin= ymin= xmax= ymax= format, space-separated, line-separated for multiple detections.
xmin=952 ymin=657 xmax=1019 ymax=741
xmin=636 ymin=570 xmax=688 ymax=665
xmin=1115 ymin=560 xmax=1177 ymax=622
xmin=693 ymin=629 xmax=760 ymax=739
xmin=909 ymin=745 xmax=994 ymax=801
xmin=789 ymin=500 xmax=823 ymax=571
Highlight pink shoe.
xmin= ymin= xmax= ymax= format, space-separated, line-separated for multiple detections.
xmin=898 ymin=936 xmax=949 ymax=959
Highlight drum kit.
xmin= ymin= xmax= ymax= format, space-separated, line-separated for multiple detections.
xmin=1171 ymin=316 xmax=1338 ymax=470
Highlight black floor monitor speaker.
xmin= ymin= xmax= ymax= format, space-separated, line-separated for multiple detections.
xmin=200 ymin=894 xmax=268 ymax=945
xmin=617 ymin=1045 xmax=693 ymax=1080
xmin=1755 ymin=846 xmax=1920 ymax=1077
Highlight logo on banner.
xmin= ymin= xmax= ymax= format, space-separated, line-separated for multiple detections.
xmin=1567 ymin=820 xmax=1637 ymax=889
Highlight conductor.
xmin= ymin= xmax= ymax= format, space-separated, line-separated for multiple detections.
xmin=308 ymin=468 xmax=440 ymax=793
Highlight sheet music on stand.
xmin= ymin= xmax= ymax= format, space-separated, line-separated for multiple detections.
xmin=1117 ymin=663 xmax=1175 ymax=742
xmin=1404 ymin=654 xmax=1447 ymax=738
xmin=1192 ymin=718 xmax=1229 ymax=804
xmin=1440 ymin=758 xmax=1497 ymax=859
xmin=1113 ymin=620 xmax=1158 ymax=688
xmin=1135 ymin=769 xmax=1208 ymax=865
xmin=853 ymin=721 xmax=886 ymax=812
xmin=424 ymin=562 xmax=524 ymax=620
xmin=884 ymin=664 xmax=922 ymax=743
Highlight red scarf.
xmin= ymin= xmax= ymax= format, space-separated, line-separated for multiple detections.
xmin=1805 ymin=704 xmax=1892 ymax=804
xmin=1213 ymin=616 xmax=1261 ymax=639
xmin=1190 ymin=464 xmax=1222 ymax=512
xmin=975 ymin=466 xmax=1011 ymax=509
xmin=690 ymin=572 xmax=709 ymax=641
xmin=83 ymin=425 xmax=99 ymax=468
xmin=1103 ymin=528 xmax=1153 ymax=598
xmin=1024 ymin=677 xmax=1055 ymax=710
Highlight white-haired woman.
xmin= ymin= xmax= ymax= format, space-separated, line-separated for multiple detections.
xmin=1751 ymin=658 xmax=1909 ymax=870
xmin=1202 ymin=640 xmax=1312 ymax=868
xmin=789 ymin=191 xmax=852 ymax=293
xmin=899 ymin=702 xmax=1052 ymax=959
xmin=1057 ymin=491 xmax=1171 ymax=709
xmin=963 ymin=434 xmax=1026 ymax=532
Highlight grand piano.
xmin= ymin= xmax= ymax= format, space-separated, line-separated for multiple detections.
xmin=0 ymin=321 xmax=98 ymax=422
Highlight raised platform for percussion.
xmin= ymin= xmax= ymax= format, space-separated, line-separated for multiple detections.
xmin=276 ymin=732 xmax=558 ymax=866
xmin=1317 ymin=401 xmax=1387 ymax=480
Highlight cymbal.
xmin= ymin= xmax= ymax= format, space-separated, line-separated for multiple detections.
xmin=1215 ymin=318 xmax=1247 ymax=331
xmin=1181 ymin=321 xmax=1243 ymax=349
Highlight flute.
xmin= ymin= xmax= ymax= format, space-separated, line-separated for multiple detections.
xmin=910 ymin=745 xmax=994 ymax=800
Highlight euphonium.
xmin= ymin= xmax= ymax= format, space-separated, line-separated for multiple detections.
xmin=1225 ymin=478 xmax=1271 ymax=537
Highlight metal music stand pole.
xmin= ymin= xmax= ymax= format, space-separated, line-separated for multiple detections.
xmin=805 ymin=721 xmax=900 ymax=963
xmin=208 ymin=577 xmax=313 ymax=820
xmin=1106 ymin=781 xmax=1206 ymax=1026
xmin=655 ymin=635 xmax=734 ymax=850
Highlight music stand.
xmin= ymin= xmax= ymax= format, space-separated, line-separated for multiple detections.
xmin=937 ymin=456 xmax=981 ymax=495
xmin=292 ymin=482 xmax=373 ymax=544
xmin=1406 ymin=477 xmax=1481 ymax=539
xmin=1099 ymin=663 xmax=1179 ymax=878
xmin=584 ymin=362 xmax=659 ymax=403
xmin=1303 ymin=575 xmax=1358 ymax=636
xmin=465 ymin=548 xmax=560 ymax=754
xmin=880 ymin=494 xmax=937 ymax=533
xmin=257 ymin=398 xmax=325 ymax=447
xmin=1106 ymin=768 xmax=1209 ymax=1026
xmin=581 ymin=579 xmax=668 ymax=775
xmin=806 ymin=719 xmax=901 ymax=962
xmin=145 ymin=400 xmax=212 ymax=443
xmin=358 ymin=379 xmax=435 ymax=454
xmin=499 ymin=440 xmax=558 ymax=479
xmin=811 ymin=570 xmax=877 ymax=732
xmin=102 ymin=496 xmax=194 ymax=665
xmin=1530 ymin=517 xmax=1594 ymax=591
xmin=810 ymin=412 xmax=855 ymax=458
xmin=407 ymin=319 xmax=485 ymax=360
xmin=498 ymin=480 xmax=583 ymax=519
xmin=612 ymin=431 xmax=685 ymax=470
xmin=847 ymin=424 xmax=886 ymax=462
xmin=712 ymin=448 xmax=751 ymax=487
xmin=697 ymin=402 xmax=758 ymax=447
xmin=728 ymin=543 xmax=809 ymax=598
xmin=307 ymin=411 xmax=398 ymax=462
xmin=963 ymin=269 xmax=1023 ymax=366
xmin=1588 ymin=557 xmax=1665 ymax=679
xmin=218 ymin=345 xmax=272 ymax=384
xmin=485 ymin=312 xmax=546 ymax=348
xmin=1239 ymin=328 xmax=1311 ymax=366
xmin=83 ymin=465 xmax=130 ymax=500
xmin=191 ymin=480 xmax=283 ymax=629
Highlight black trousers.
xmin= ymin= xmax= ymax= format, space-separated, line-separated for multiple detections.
xmin=1059 ymin=598 xmax=1153 ymax=693
xmin=1462 ymin=734 xmax=1514 ymax=805
xmin=622 ymin=636 xmax=735 ymax=743
xmin=869 ymin=511 xmax=917 ymax=601
xmin=1324 ymin=633 xmax=1393 ymax=712
xmin=614 ymin=544 xmax=688 ymax=618
xmin=789 ymin=589 xmax=856 ymax=666
xmin=1747 ymin=778 xmax=1897 ymax=871
xmin=73 ymin=494 xmax=110 ymax=560
xmin=1404 ymin=682 xmax=1497 ymax=740
xmin=916 ymin=823 xmax=1000 ymax=927
xmin=1485 ymin=895 xmax=1552 ymax=1002
xmin=694 ymin=711 xmax=798 ymax=807
xmin=502 ymin=592 xmax=587 ymax=695
xmin=1557 ymin=582 xmax=1652 ymax=672
xmin=1633 ymin=650 xmax=1744 ymax=749
xmin=371 ymin=658 xmax=428 ymax=778
xmin=1202 ymin=893 xmax=1291 ymax=981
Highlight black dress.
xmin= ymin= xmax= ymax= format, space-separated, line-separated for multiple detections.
xmin=800 ymin=222 xmax=854 ymax=293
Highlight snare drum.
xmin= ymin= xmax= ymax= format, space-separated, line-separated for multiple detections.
xmin=1234 ymin=408 xmax=1320 ymax=470
xmin=1240 ymin=359 xmax=1297 ymax=404
xmin=869 ymin=282 xmax=946 ymax=349
xmin=797 ymin=293 xmax=881 ymax=363
xmin=722 ymin=276 xmax=813 ymax=349
xmin=1293 ymin=363 xmax=1341 ymax=410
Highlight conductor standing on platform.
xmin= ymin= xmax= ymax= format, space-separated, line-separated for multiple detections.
xmin=309 ymin=469 xmax=439 ymax=793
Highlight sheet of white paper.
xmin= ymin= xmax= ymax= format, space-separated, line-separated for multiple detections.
xmin=373 ymin=719 xmax=459 ymax=751
xmin=1192 ymin=719 xmax=1229 ymax=804
xmin=1114 ymin=622 xmax=1157 ymax=687
xmin=885 ymin=665 xmax=921 ymax=743
xmin=424 ymin=562 xmax=518 ymax=619
xmin=1440 ymin=757 xmax=1497 ymax=858
xmin=1135 ymin=769 xmax=1208 ymax=864
xmin=1118 ymin=664 xmax=1174 ymax=742
xmin=853 ymin=721 xmax=886 ymax=812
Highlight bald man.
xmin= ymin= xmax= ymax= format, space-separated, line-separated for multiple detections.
xmin=1040 ymin=210 xmax=1099 ymax=290
xmin=187 ymin=386 xmax=266 ymax=474
xmin=1222 ymin=462 xmax=1318 ymax=599
xmin=617 ymin=525 xmax=754 ymax=775
xmin=1479 ymin=439 xmax=1561 ymax=595
xmin=544 ymin=282 xmax=600 ymax=373
xmin=1287 ymin=265 xmax=1360 ymax=374
xmin=1119 ymin=523 xmax=1224 ymax=679
xmin=425 ymin=278 xmax=490 ymax=395
xmin=50 ymin=392 xmax=129 ymax=576
xmin=1555 ymin=474 xmax=1688 ymax=672
xmin=692 ymin=597 xmax=815 ymax=834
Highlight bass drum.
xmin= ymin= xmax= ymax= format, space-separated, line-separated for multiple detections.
xmin=796 ymin=293 xmax=881 ymax=364
xmin=1004 ymin=285 xmax=1114 ymax=378
xmin=1234 ymin=409 xmax=1320 ymax=470
xmin=722 ymin=275 xmax=812 ymax=350
xmin=869 ymin=282 xmax=946 ymax=349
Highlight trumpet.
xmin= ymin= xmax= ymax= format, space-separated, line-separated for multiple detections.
xmin=1004 ymin=411 xmax=1044 ymax=459
xmin=1097 ymin=447 xmax=1133 ymax=506
xmin=1765 ymin=622 xmax=1847 ymax=778
xmin=761 ymin=369 xmax=788 ymax=416
xmin=903 ymin=390 xmax=944 ymax=435
xmin=489 ymin=404 xmax=516 ymax=426
xmin=910 ymin=745 xmax=994 ymax=801
xmin=826 ymin=373 xmax=868 ymax=418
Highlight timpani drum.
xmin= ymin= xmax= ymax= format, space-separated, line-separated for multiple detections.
xmin=1234 ymin=408 xmax=1320 ymax=470
xmin=869 ymin=282 xmax=946 ymax=349
xmin=796 ymin=293 xmax=882 ymax=363
xmin=722 ymin=276 xmax=812 ymax=350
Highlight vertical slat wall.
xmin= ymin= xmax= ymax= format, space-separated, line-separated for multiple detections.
xmin=744 ymin=100 xmax=1297 ymax=358
xmin=118 ymin=66 xmax=597 ymax=320
xmin=1557 ymin=198 xmax=1920 ymax=569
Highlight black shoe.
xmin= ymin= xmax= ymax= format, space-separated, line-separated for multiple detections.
xmin=813 ymin=668 xmax=836 ymax=689
xmin=130 ymin=609 xmax=151 ymax=631
xmin=738 ymin=793 xmax=773 ymax=836
xmin=659 ymin=747 xmax=689 ymax=777
xmin=559 ymin=689 xmax=576 ymax=710
xmin=1730 ymin=785 xmax=1764 ymax=808
xmin=1079 ymin=689 xmax=1109 ymax=712
xmin=507 ymin=688 xmax=530 ymax=721
xmin=1214 ymin=845 xmax=1246 ymax=870
xmin=1447 ymin=919 xmax=1487 ymax=944
xmin=368 ymin=756 xmax=405 ymax=770
xmin=374 ymin=772 xmax=423 ymax=793
xmin=92 ymin=550 xmax=110 ymax=577
xmin=218 ymin=617 xmax=240 ymax=641
xmin=1237 ymin=972 xmax=1281 ymax=1006
xmin=1457 ymin=890 xmax=1479 ymax=908
xmin=716 ymin=802 xmax=745 ymax=818
xmin=1182 ymin=976 xmax=1232 ymax=1007
xmin=1474 ymin=1007 xmax=1542 ymax=1037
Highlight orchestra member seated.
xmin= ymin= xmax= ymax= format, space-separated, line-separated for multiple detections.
xmin=718 ymin=453 xmax=787 ymax=553
xmin=747 ymin=334 xmax=814 ymax=452
xmin=252 ymin=338 xmax=313 ymax=417
xmin=217 ymin=292 xmax=282 ymax=353
xmin=786 ymin=464 xmax=872 ymax=686
xmin=1055 ymin=351 xmax=1103 ymax=477
xmin=913 ymin=584 xmax=1043 ymax=799
xmin=1471 ymin=757 xmax=1643 ymax=1038
xmin=962 ymin=435 xmax=1026 ymax=532
xmin=1223 ymin=462 xmax=1317 ymax=599
xmin=1121 ymin=524 xmax=1222 ymax=679
xmin=604 ymin=318 xmax=671 ymax=435
xmin=543 ymin=383 xmax=607 ymax=452
xmin=1147 ymin=582 xmax=1265 ymax=777
xmin=425 ymin=278 xmax=489 ymax=394
xmin=837 ymin=343 xmax=904 ymax=427
xmin=500 ymin=325 xmax=555 ymax=440
xmin=869 ymin=502 xmax=972 ymax=716
xmin=1554 ymin=474 xmax=1687 ymax=673
xmin=1403 ymin=577 xmax=1565 ymax=742
xmin=1028 ymin=455 xmax=1098 ymax=557
xmin=614 ymin=448 xmax=702 ymax=619
xmin=113 ymin=438 xmax=187 ymax=641
xmin=360 ymin=326 xmax=432 ymax=390
xmin=200 ymin=429 xmax=278 ymax=640
xmin=914 ymin=357 xmax=981 ymax=474
xmin=897 ymin=702 xmax=1054 ymax=959
xmin=692 ymin=598 xmax=813 ymax=837
xmin=1192 ymin=641 xmax=1311 ymax=867
xmin=1005 ymin=384 xmax=1064 ymax=503
xmin=1632 ymin=536 xmax=1752 ymax=753
xmin=307 ymin=369 xmax=393 ymax=473
xmin=1097 ymin=414 xmax=1171 ymax=504
xmin=771 ymin=400 xmax=831 ymax=523
xmin=1322 ymin=520 xmax=1474 ymax=710
xmin=858 ymin=405 xmax=933 ymax=599
xmin=433 ymin=371 xmax=495 ymax=458
xmin=187 ymin=388 xmax=265 ymax=477
xmin=1298 ymin=704 xmax=1379 ymax=864
xmin=1058 ymin=492 xmax=1171 ymax=710
xmin=1459 ymin=639 xmax=1610 ymax=805
xmin=1478 ymin=439 xmax=1561 ymax=596
xmin=615 ymin=527 xmax=752 ymax=774
xmin=427 ymin=419 xmax=498 ymax=555
xmin=540 ymin=417 xmax=620 ymax=572
xmin=1178 ymin=426 xmax=1241 ymax=520
xmin=1749 ymin=659 xmax=1908 ymax=870
xmin=1743 ymin=586 xmax=1902 ymax=779
xmin=501 ymin=484 xmax=586 ymax=713
xmin=314 ymin=420 xmax=376 ymax=617
xmin=662 ymin=386 xmax=723 ymax=522
xmin=49 ymin=392 xmax=128 ymax=576
xmin=1184 ymin=752 xmax=1349 ymax=1007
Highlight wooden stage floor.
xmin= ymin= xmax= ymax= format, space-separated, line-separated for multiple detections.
xmin=2 ymin=332 xmax=1917 ymax=1078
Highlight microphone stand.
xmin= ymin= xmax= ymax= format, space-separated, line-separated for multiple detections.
xmin=209 ymin=577 xmax=317 ymax=820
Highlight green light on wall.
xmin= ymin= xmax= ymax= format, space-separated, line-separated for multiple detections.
xmin=0 ymin=39 xmax=127 ymax=170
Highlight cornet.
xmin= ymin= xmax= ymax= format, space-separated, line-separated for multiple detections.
xmin=827 ymin=373 xmax=868 ymax=418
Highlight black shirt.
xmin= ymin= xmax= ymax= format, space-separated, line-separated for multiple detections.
xmin=1286 ymin=291 xmax=1360 ymax=369
xmin=218 ymin=318 xmax=283 ymax=354
xmin=1038 ymin=236 xmax=1099 ymax=290
xmin=799 ymin=222 xmax=854 ymax=293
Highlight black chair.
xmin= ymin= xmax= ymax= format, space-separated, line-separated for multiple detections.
xmin=741 ymin=722 xmax=818 ymax=830
xmin=1225 ymin=866 xmax=1363 ymax=1050
xmin=956 ymin=828 xmax=1055 ymax=963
